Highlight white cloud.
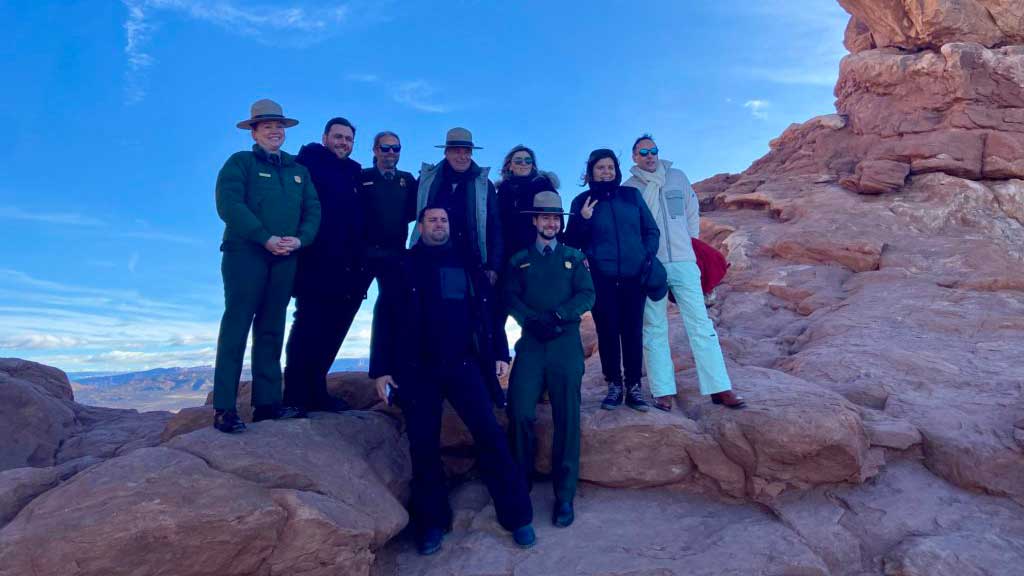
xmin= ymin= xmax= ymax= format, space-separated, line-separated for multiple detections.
xmin=392 ymin=80 xmax=449 ymax=114
xmin=121 ymin=0 xmax=352 ymax=103
xmin=0 ymin=206 xmax=106 ymax=227
xmin=743 ymin=99 xmax=770 ymax=119
xmin=0 ymin=334 xmax=87 ymax=350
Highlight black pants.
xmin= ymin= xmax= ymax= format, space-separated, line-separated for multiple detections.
xmin=399 ymin=359 xmax=533 ymax=536
xmin=283 ymin=265 xmax=373 ymax=409
xmin=591 ymin=272 xmax=645 ymax=384
xmin=283 ymin=257 xmax=402 ymax=409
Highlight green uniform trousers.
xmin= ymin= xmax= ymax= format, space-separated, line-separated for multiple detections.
xmin=506 ymin=328 xmax=585 ymax=503
xmin=213 ymin=243 xmax=297 ymax=411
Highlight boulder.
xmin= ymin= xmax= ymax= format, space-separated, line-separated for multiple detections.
xmin=0 ymin=412 xmax=412 ymax=576
xmin=0 ymin=359 xmax=77 ymax=471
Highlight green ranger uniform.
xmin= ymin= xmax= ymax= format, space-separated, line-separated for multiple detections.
xmin=213 ymin=144 xmax=321 ymax=411
xmin=504 ymin=240 xmax=595 ymax=504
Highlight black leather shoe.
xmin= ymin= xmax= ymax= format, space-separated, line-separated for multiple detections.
xmin=213 ymin=409 xmax=246 ymax=433
xmin=314 ymin=396 xmax=351 ymax=413
xmin=624 ymin=382 xmax=650 ymax=412
xmin=600 ymin=381 xmax=624 ymax=410
xmin=416 ymin=528 xmax=444 ymax=556
xmin=512 ymin=524 xmax=536 ymax=548
xmin=252 ymin=404 xmax=307 ymax=422
xmin=552 ymin=500 xmax=574 ymax=528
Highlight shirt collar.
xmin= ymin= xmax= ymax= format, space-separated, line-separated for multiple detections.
xmin=535 ymin=238 xmax=558 ymax=254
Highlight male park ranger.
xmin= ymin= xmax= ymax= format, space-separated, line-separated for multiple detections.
xmin=212 ymin=99 xmax=321 ymax=433
xmin=504 ymin=191 xmax=595 ymax=528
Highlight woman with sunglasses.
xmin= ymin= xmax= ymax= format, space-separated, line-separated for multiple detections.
xmin=497 ymin=145 xmax=561 ymax=262
xmin=565 ymin=149 xmax=659 ymax=411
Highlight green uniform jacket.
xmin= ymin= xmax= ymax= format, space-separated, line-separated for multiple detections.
xmin=504 ymin=243 xmax=595 ymax=327
xmin=215 ymin=145 xmax=321 ymax=249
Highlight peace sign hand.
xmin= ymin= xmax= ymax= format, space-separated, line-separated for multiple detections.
xmin=581 ymin=196 xmax=599 ymax=220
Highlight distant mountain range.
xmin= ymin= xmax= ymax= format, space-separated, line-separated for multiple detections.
xmin=68 ymin=358 xmax=370 ymax=413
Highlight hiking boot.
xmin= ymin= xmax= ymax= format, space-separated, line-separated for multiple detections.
xmin=624 ymin=382 xmax=650 ymax=412
xmin=600 ymin=380 xmax=624 ymax=410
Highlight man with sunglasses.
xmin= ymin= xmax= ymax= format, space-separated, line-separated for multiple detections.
xmin=623 ymin=134 xmax=746 ymax=412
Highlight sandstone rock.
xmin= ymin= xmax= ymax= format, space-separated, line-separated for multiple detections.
xmin=0 ymin=411 xmax=413 ymax=576
xmin=862 ymin=415 xmax=922 ymax=450
xmin=982 ymin=131 xmax=1024 ymax=179
xmin=851 ymin=159 xmax=910 ymax=193
xmin=161 ymin=405 xmax=216 ymax=441
xmin=0 ymin=467 xmax=57 ymax=526
xmin=884 ymin=532 xmax=1024 ymax=575
xmin=844 ymin=16 xmax=875 ymax=52
xmin=56 ymin=405 xmax=171 ymax=464
xmin=837 ymin=0 xmax=1024 ymax=50
xmin=0 ymin=359 xmax=77 ymax=471
xmin=0 ymin=447 xmax=287 ymax=576
xmin=203 ymin=371 xmax=383 ymax=413
xmin=378 ymin=482 xmax=830 ymax=576
xmin=700 ymin=366 xmax=873 ymax=498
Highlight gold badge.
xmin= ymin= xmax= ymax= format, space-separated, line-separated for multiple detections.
xmin=258 ymin=172 xmax=272 ymax=178
xmin=294 ymin=175 xmax=302 ymax=184
xmin=564 ymin=261 xmax=573 ymax=269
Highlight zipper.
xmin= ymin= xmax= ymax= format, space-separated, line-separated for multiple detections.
xmin=609 ymin=190 xmax=622 ymax=277
xmin=660 ymin=190 xmax=673 ymax=261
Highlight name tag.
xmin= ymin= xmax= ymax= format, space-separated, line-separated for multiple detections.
xmin=519 ymin=262 xmax=531 ymax=268
xmin=258 ymin=172 xmax=272 ymax=178
xmin=362 ymin=181 xmax=375 ymax=186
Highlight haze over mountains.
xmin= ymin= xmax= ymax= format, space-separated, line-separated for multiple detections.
xmin=68 ymin=358 xmax=369 ymax=412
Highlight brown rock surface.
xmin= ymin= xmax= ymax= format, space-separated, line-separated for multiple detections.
xmin=837 ymin=0 xmax=1024 ymax=50
xmin=0 ymin=412 xmax=412 ymax=576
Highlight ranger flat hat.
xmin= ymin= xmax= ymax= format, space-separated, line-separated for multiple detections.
xmin=435 ymin=127 xmax=483 ymax=149
xmin=522 ymin=191 xmax=570 ymax=215
xmin=236 ymin=99 xmax=299 ymax=130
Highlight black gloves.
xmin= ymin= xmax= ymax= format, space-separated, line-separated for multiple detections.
xmin=525 ymin=311 xmax=564 ymax=342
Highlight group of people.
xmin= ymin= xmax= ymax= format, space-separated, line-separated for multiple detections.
xmin=212 ymin=98 xmax=747 ymax=555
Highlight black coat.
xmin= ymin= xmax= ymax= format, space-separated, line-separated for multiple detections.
xmin=293 ymin=143 xmax=363 ymax=297
xmin=564 ymin=184 xmax=660 ymax=278
xmin=497 ymin=172 xmax=558 ymax=264
xmin=369 ymin=241 xmax=510 ymax=406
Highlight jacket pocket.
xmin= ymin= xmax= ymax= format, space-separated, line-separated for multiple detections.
xmin=664 ymin=190 xmax=685 ymax=218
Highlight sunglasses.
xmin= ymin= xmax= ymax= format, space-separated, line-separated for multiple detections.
xmin=637 ymin=147 xmax=659 ymax=157
xmin=377 ymin=144 xmax=401 ymax=153
xmin=511 ymin=157 xmax=534 ymax=165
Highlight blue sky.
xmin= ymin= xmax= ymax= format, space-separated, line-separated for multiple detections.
xmin=0 ymin=0 xmax=849 ymax=372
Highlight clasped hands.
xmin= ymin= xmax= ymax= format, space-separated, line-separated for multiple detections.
xmin=525 ymin=311 xmax=564 ymax=342
xmin=264 ymin=235 xmax=301 ymax=256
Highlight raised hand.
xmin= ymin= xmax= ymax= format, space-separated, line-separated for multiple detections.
xmin=581 ymin=196 xmax=599 ymax=220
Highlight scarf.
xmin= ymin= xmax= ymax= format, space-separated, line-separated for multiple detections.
xmin=629 ymin=160 xmax=667 ymax=210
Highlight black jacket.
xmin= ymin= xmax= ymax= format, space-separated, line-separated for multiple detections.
xmin=497 ymin=172 xmax=558 ymax=264
xmin=564 ymin=184 xmax=660 ymax=278
xmin=293 ymin=143 xmax=363 ymax=297
xmin=358 ymin=167 xmax=417 ymax=259
xmin=369 ymin=241 xmax=510 ymax=405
